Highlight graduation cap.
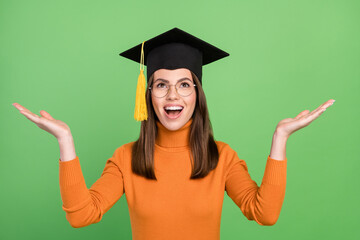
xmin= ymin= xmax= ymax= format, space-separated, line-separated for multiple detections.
xmin=119 ymin=27 xmax=229 ymax=121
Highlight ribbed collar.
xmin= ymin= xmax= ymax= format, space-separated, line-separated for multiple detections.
xmin=155 ymin=118 xmax=192 ymax=148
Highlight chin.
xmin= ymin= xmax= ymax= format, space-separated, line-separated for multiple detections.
xmin=162 ymin=120 xmax=182 ymax=131
xmin=160 ymin=115 xmax=189 ymax=131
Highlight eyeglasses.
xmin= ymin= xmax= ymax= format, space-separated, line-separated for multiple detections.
xmin=149 ymin=80 xmax=196 ymax=98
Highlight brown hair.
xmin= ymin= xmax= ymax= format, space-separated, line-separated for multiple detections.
xmin=131 ymin=71 xmax=219 ymax=180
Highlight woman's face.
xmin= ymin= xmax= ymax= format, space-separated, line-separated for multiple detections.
xmin=151 ymin=68 xmax=196 ymax=131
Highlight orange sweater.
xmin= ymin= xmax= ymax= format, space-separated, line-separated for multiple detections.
xmin=59 ymin=118 xmax=287 ymax=239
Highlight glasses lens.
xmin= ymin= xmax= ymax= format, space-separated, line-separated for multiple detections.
xmin=176 ymin=80 xmax=194 ymax=97
xmin=152 ymin=82 xmax=168 ymax=97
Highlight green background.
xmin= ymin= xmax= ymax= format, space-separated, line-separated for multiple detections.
xmin=2 ymin=0 xmax=359 ymax=239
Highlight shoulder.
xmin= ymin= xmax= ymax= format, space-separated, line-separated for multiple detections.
xmin=215 ymin=140 xmax=244 ymax=162
xmin=215 ymin=140 xmax=237 ymax=154
xmin=215 ymin=140 xmax=248 ymax=171
xmin=109 ymin=141 xmax=136 ymax=171
xmin=114 ymin=141 xmax=136 ymax=156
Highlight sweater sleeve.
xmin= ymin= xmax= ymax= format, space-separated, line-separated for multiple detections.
xmin=58 ymin=146 xmax=125 ymax=228
xmin=224 ymin=144 xmax=287 ymax=226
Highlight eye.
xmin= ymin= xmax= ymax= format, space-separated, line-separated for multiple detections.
xmin=156 ymin=83 xmax=167 ymax=88
xmin=180 ymin=82 xmax=190 ymax=88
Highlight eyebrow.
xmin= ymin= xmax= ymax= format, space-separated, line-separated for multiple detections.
xmin=154 ymin=77 xmax=193 ymax=83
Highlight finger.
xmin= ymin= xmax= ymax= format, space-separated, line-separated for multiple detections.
xmin=302 ymin=105 xmax=327 ymax=124
xmin=20 ymin=110 xmax=41 ymax=123
xmin=299 ymin=100 xmax=334 ymax=121
xmin=294 ymin=110 xmax=310 ymax=120
xmin=40 ymin=110 xmax=55 ymax=120
xmin=12 ymin=103 xmax=30 ymax=112
xmin=13 ymin=103 xmax=42 ymax=118
xmin=311 ymin=99 xmax=335 ymax=114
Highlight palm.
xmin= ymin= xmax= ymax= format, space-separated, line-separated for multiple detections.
xmin=275 ymin=99 xmax=335 ymax=137
xmin=12 ymin=103 xmax=71 ymax=139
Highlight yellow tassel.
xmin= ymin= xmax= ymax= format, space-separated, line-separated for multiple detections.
xmin=134 ymin=41 xmax=148 ymax=121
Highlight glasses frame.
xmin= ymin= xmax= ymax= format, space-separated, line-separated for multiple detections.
xmin=149 ymin=81 xmax=197 ymax=98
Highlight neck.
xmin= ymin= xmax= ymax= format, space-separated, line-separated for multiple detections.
xmin=155 ymin=118 xmax=193 ymax=148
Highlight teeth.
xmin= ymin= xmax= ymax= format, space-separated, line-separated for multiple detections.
xmin=164 ymin=106 xmax=183 ymax=110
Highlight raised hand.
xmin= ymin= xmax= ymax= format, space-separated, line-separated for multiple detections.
xmin=274 ymin=99 xmax=335 ymax=138
xmin=12 ymin=103 xmax=72 ymax=140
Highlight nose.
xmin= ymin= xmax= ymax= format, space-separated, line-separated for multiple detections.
xmin=166 ymin=85 xmax=179 ymax=100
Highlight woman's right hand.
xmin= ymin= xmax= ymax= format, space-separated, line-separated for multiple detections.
xmin=12 ymin=103 xmax=72 ymax=140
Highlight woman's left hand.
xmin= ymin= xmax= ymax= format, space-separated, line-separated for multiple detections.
xmin=274 ymin=99 xmax=335 ymax=138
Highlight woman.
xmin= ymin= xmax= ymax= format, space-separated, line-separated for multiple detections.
xmin=12 ymin=27 xmax=335 ymax=240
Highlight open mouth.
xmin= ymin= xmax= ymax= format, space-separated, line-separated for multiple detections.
xmin=163 ymin=106 xmax=184 ymax=118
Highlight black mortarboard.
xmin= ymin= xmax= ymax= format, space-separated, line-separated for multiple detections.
xmin=118 ymin=27 xmax=230 ymax=121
